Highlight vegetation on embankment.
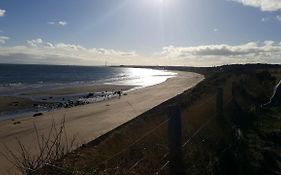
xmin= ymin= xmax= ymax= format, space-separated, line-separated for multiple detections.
xmin=221 ymin=69 xmax=281 ymax=175
xmin=32 ymin=64 xmax=281 ymax=175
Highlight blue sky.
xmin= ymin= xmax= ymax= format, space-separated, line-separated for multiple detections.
xmin=0 ymin=0 xmax=281 ymax=66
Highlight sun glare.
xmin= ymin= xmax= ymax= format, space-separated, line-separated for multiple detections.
xmin=143 ymin=0 xmax=166 ymax=6
xmin=157 ymin=0 xmax=164 ymax=3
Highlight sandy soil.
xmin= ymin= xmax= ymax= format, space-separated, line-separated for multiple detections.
xmin=0 ymin=71 xmax=204 ymax=175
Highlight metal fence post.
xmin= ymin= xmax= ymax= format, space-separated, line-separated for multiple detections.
xmin=168 ymin=105 xmax=185 ymax=175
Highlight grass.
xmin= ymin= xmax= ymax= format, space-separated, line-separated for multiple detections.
xmin=219 ymin=69 xmax=281 ymax=175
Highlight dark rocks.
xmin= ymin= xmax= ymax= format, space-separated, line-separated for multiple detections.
xmin=13 ymin=121 xmax=21 ymax=125
xmin=33 ymin=112 xmax=43 ymax=117
xmin=32 ymin=90 xmax=118 ymax=112
xmin=10 ymin=101 xmax=19 ymax=106
xmin=86 ymin=92 xmax=94 ymax=98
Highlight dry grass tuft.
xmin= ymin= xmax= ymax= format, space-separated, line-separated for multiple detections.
xmin=2 ymin=117 xmax=77 ymax=174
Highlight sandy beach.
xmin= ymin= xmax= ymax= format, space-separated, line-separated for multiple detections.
xmin=0 ymin=71 xmax=204 ymax=174
xmin=0 ymin=84 xmax=135 ymax=120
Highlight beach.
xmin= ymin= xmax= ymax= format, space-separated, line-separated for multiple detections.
xmin=0 ymin=71 xmax=204 ymax=174
xmin=0 ymin=84 xmax=135 ymax=120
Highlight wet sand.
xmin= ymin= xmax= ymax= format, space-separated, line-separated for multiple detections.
xmin=22 ymin=84 xmax=135 ymax=96
xmin=0 ymin=71 xmax=204 ymax=174
xmin=0 ymin=85 xmax=135 ymax=120
xmin=0 ymin=96 xmax=33 ymax=113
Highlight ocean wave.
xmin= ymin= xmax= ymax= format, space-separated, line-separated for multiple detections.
xmin=1 ymin=82 xmax=23 ymax=87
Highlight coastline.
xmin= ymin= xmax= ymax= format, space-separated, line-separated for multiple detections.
xmin=0 ymin=67 xmax=177 ymax=121
xmin=0 ymin=71 xmax=204 ymax=174
xmin=0 ymin=84 xmax=135 ymax=121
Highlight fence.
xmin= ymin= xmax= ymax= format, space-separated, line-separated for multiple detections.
xmin=42 ymin=87 xmax=228 ymax=175
xmin=90 ymin=87 xmax=225 ymax=174
xmin=156 ymin=87 xmax=224 ymax=175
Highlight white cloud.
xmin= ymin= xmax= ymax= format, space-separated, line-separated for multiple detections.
xmin=27 ymin=38 xmax=43 ymax=47
xmin=232 ymin=0 xmax=281 ymax=11
xmin=0 ymin=36 xmax=9 ymax=44
xmin=1 ymin=38 xmax=281 ymax=66
xmin=261 ymin=16 xmax=281 ymax=22
xmin=48 ymin=21 xmax=67 ymax=26
xmin=157 ymin=41 xmax=281 ymax=66
xmin=276 ymin=15 xmax=281 ymax=22
xmin=0 ymin=9 xmax=6 ymax=17
xmin=213 ymin=28 xmax=219 ymax=32
xmin=58 ymin=21 xmax=67 ymax=26
xmin=261 ymin=17 xmax=270 ymax=22
xmin=48 ymin=22 xmax=55 ymax=25
xmin=264 ymin=40 xmax=274 ymax=46
xmin=0 ymin=38 xmax=142 ymax=65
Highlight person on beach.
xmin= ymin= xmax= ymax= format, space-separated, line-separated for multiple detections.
xmin=117 ymin=90 xmax=122 ymax=98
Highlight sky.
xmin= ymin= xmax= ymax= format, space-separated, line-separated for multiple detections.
xmin=0 ymin=0 xmax=281 ymax=66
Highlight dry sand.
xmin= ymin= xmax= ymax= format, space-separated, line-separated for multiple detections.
xmin=0 ymin=71 xmax=204 ymax=175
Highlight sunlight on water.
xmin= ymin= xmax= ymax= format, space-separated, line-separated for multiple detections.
xmin=106 ymin=68 xmax=177 ymax=88
xmin=0 ymin=65 xmax=177 ymax=95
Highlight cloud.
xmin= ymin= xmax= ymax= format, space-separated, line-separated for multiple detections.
xmin=58 ymin=21 xmax=67 ymax=26
xmin=48 ymin=22 xmax=55 ymax=25
xmin=0 ymin=9 xmax=6 ymax=17
xmin=48 ymin=21 xmax=67 ymax=26
xmin=232 ymin=0 xmax=281 ymax=11
xmin=213 ymin=28 xmax=219 ymax=32
xmin=261 ymin=16 xmax=281 ymax=22
xmin=0 ymin=36 xmax=9 ymax=44
xmin=157 ymin=41 xmax=281 ymax=66
xmin=1 ymin=38 xmax=281 ymax=66
xmin=261 ymin=17 xmax=270 ymax=22
xmin=0 ymin=38 xmax=141 ymax=65
xmin=276 ymin=15 xmax=281 ymax=22
xmin=27 ymin=38 xmax=43 ymax=47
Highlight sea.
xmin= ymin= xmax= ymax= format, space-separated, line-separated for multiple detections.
xmin=0 ymin=64 xmax=176 ymax=95
xmin=0 ymin=64 xmax=177 ymax=120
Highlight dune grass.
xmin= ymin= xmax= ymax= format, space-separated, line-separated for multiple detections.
xmin=2 ymin=118 xmax=77 ymax=175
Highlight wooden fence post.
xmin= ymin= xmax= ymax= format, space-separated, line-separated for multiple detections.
xmin=168 ymin=105 xmax=185 ymax=175
xmin=217 ymin=87 xmax=224 ymax=117
xmin=232 ymin=82 xmax=236 ymax=103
